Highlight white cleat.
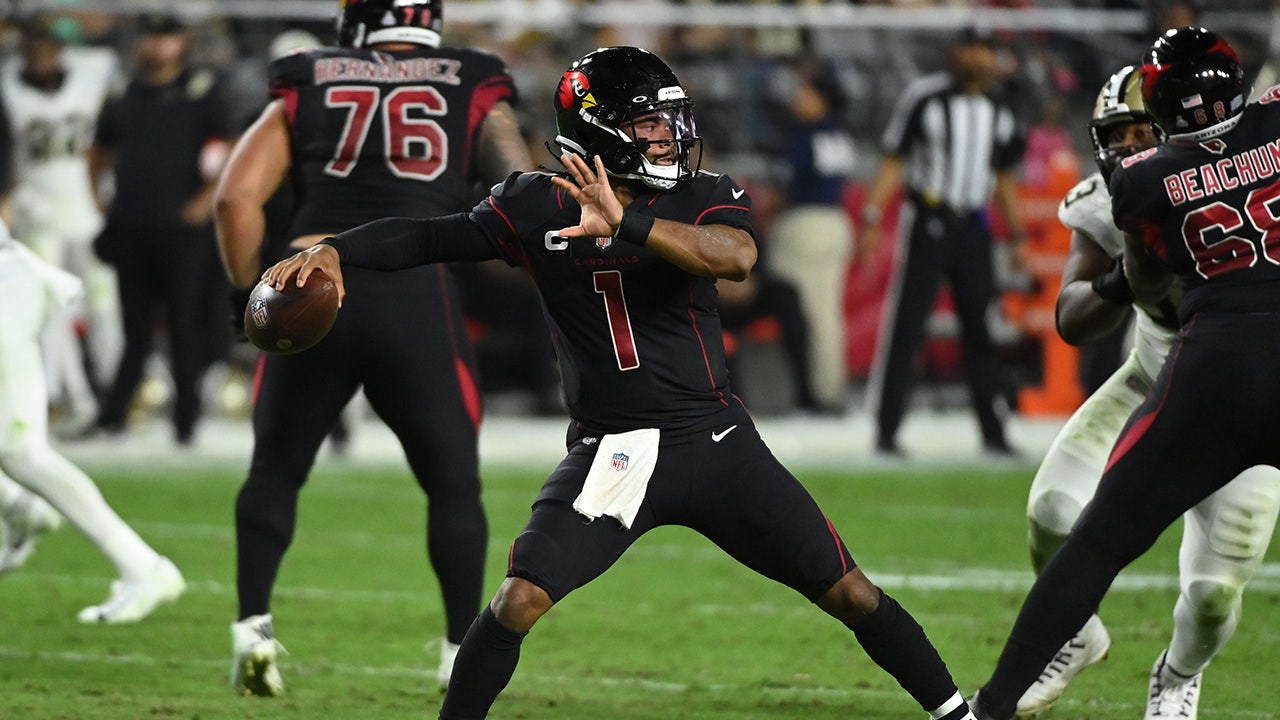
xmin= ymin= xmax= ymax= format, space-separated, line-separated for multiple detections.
xmin=77 ymin=556 xmax=185 ymax=624
xmin=435 ymin=638 xmax=460 ymax=690
xmin=1144 ymin=650 xmax=1201 ymax=720
xmin=0 ymin=494 xmax=63 ymax=574
xmin=231 ymin=613 xmax=286 ymax=697
xmin=1015 ymin=614 xmax=1111 ymax=717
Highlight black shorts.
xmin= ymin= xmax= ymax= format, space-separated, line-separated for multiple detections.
xmin=507 ymin=403 xmax=857 ymax=603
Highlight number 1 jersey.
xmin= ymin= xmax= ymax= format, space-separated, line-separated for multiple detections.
xmin=470 ymin=170 xmax=754 ymax=435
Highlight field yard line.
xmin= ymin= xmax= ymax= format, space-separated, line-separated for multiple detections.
xmin=14 ymin=566 xmax=1280 ymax=605
xmin=58 ymin=412 xmax=1067 ymax=471
xmin=1 ymin=645 xmax=1276 ymax=719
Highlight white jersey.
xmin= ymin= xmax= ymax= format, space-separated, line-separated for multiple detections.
xmin=0 ymin=46 xmax=117 ymax=242
xmin=1057 ymin=171 xmax=1175 ymax=380
xmin=0 ymin=225 xmax=84 ymax=341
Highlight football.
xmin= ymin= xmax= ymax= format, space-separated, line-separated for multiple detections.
xmin=243 ymin=271 xmax=340 ymax=354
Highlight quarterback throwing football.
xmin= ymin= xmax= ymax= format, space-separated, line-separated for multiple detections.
xmin=268 ymin=46 xmax=978 ymax=720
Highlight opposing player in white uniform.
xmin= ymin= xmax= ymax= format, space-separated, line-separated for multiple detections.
xmin=1017 ymin=66 xmax=1280 ymax=719
xmin=0 ymin=18 xmax=122 ymax=426
xmin=0 ymin=217 xmax=185 ymax=623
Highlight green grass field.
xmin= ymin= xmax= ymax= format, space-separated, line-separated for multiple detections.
xmin=2 ymin=455 xmax=1277 ymax=719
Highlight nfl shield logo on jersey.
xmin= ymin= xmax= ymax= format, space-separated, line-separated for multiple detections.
xmin=595 ymin=236 xmax=613 ymax=251
xmin=611 ymin=452 xmax=629 ymax=471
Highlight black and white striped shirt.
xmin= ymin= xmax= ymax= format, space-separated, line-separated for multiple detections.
xmin=880 ymin=72 xmax=1024 ymax=213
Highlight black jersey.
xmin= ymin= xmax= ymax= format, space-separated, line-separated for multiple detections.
xmin=1111 ymin=86 xmax=1280 ymax=319
xmin=271 ymin=45 xmax=515 ymax=237
xmin=469 ymin=170 xmax=753 ymax=435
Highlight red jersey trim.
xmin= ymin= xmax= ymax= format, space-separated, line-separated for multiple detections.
xmin=463 ymin=76 xmax=516 ymax=180
xmin=274 ymin=85 xmax=301 ymax=127
xmin=694 ymin=204 xmax=749 ymax=225
xmin=1104 ymin=316 xmax=1192 ymax=473
xmin=686 ymin=280 xmax=728 ymax=406
xmin=482 ymin=195 xmax=530 ymax=268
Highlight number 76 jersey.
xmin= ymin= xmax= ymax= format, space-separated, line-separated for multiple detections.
xmin=1111 ymin=88 xmax=1280 ymax=319
xmin=271 ymin=44 xmax=516 ymax=237
xmin=470 ymin=170 xmax=754 ymax=436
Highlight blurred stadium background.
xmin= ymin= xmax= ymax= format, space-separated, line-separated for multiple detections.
xmin=5 ymin=3 xmax=1280 ymax=718
xmin=13 ymin=0 xmax=1280 ymax=432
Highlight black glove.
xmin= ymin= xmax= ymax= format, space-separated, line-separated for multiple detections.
xmin=1091 ymin=254 xmax=1134 ymax=306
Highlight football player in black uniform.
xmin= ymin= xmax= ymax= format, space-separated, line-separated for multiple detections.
xmin=972 ymin=27 xmax=1280 ymax=720
xmin=213 ymin=0 xmax=533 ymax=697
xmin=265 ymin=46 xmax=977 ymax=720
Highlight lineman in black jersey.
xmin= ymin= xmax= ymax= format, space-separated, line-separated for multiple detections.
xmin=973 ymin=28 xmax=1280 ymax=720
xmin=267 ymin=46 xmax=976 ymax=720
xmin=214 ymin=0 xmax=533 ymax=697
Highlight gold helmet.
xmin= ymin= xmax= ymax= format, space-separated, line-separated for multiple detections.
xmin=1089 ymin=65 xmax=1156 ymax=181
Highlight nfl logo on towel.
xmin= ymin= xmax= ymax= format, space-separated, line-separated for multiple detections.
xmin=612 ymin=452 xmax=629 ymax=471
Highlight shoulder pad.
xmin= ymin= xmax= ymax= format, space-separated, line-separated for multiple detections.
xmin=1058 ymin=174 xmax=1121 ymax=254
xmin=449 ymin=46 xmax=512 ymax=76
xmin=1255 ymin=84 xmax=1280 ymax=104
xmin=269 ymin=48 xmax=326 ymax=89
xmin=491 ymin=170 xmax=556 ymax=200
xmin=1119 ymin=146 xmax=1159 ymax=170
xmin=693 ymin=172 xmax=749 ymax=207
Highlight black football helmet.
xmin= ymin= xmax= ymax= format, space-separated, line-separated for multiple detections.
xmin=1140 ymin=27 xmax=1245 ymax=139
xmin=336 ymin=0 xmax=442 ymax=48
xmin=553 ymin=46 xmax=701 ymax=191
xmin=1089 ymin=65 xmax=1157 ymax=181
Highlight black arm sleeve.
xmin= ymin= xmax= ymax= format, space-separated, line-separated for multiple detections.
xmin=322 ymin=213 xmax=501 ymax=270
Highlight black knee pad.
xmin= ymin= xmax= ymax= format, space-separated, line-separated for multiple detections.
xmin=508 ymin=529 xmax=565 ymax=601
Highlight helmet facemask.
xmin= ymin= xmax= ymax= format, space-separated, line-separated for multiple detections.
xmin=1088 ymin=66 xmax=1158 ymax=182
xmin=558 ymin=101 xmax=701 ymax=191
xmin=553 ymin=47 xmax=703 ymax=191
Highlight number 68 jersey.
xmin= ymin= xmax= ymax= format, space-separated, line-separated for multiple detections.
xmin=270 ymin=44 xmax=516 ymax=237
xmin=1111 ymin=87 xmax=1280 ymax=320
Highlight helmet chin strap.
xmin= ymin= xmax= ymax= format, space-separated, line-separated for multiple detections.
xmin=554 ymin=133 xmax=682 ymax=190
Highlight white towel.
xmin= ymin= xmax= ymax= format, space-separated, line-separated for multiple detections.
xmin=572 ymin=428 xmax=660 ymax=529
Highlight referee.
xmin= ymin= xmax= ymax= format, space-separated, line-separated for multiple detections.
xmin=858 ymin=27 xmax=1028 ymax=457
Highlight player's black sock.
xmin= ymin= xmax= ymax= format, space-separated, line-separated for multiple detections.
xmin=428 ymin=496 xmax=489 ymax=643
xmin=234 ymin=477 xmax=300 ymax=618
xmin=439 ymin=606 xmax=527 ymax=720
xmin=846 ymin=589 xmax=959 ymax=714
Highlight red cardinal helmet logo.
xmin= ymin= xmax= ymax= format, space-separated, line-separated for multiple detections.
xmin=557 ymin=70 xmax=589 ymax=109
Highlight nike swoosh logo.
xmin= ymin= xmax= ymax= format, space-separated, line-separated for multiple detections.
xmin=711 ymin=425 xmax=738 ymax=442
xmin=731 ymin=188 xmax=745 ymax=199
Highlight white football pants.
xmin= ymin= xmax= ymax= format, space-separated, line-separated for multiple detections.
xmin=1 ymin=270 xmax=158 ymax=581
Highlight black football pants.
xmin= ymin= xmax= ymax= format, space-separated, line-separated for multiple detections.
xmin=872 ymin=200 xmax=1006 ymax=449
xmin=979 ymin=310 xmax=1280 ymax=717
xmin=234 ymin=263 xmax=487 ymax=644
